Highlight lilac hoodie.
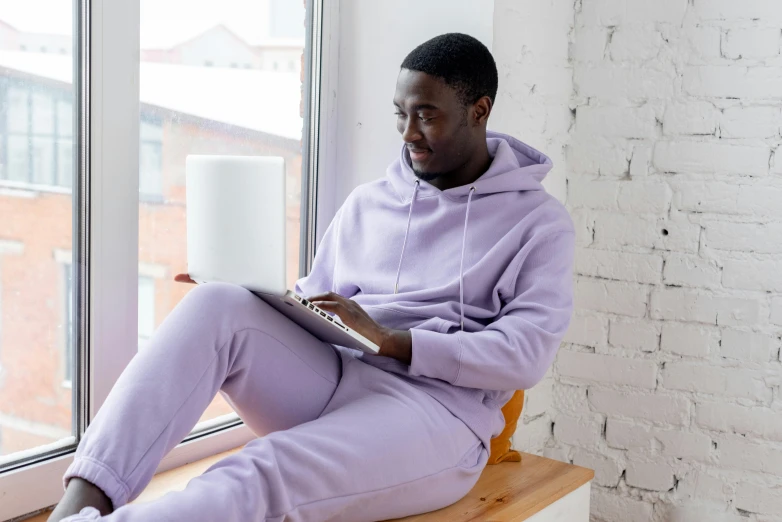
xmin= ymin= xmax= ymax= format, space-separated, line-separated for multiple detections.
xmin=296 ymin=131 xmax=575 ymax=447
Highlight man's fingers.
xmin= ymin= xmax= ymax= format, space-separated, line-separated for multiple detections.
xmin=174 ymin=273 xmax=197 ymax=284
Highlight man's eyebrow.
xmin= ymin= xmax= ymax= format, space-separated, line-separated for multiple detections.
xmin=392 ymin=102 xmax=440 ymax=111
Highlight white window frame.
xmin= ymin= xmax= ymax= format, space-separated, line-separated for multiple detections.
xmin=0 ymin=0 xmax=338 ymax=519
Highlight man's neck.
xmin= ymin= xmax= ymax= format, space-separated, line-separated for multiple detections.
xmin=428 ymin=143 xmax=492 ymax=191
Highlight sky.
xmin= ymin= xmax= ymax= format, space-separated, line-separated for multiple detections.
xmin=0 ymin=0 xmax=301 ymax=48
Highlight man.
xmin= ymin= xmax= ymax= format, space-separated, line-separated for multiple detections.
xmin=51 ymin=33 xmax=573 ymax=522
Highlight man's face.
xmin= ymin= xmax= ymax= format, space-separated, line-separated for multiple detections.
xmin=393 ymin=69 xmax=479 ymax=181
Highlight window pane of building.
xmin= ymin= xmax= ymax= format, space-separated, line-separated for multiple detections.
xmin=139 ymin=0 xmax=305 ymax=429
xmin=0 ymin=1 xmax=76 ymax=461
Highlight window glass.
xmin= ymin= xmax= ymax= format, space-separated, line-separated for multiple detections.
xmin=139 ymin=0 xmax=306 ymax=428
xmin=0 ymin=0 xmax=76 ymax=461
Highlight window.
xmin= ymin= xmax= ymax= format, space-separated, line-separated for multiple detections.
xmin=64 ymin=269 xmax=156 ymax=385
xmin=0 ymin=0 xmax=78 ymax=500
xmin=1 ymin=0 xmax=321 ymax=518
xmin=140 ymin=119 xmax=163 ymax=198
xmin=137 ymin=276 xmax=155 ymax=349
xmin=1 ymin=83 xmax=74 ymax=189
xmin=139 ymin=0 xmax=307 ymax=430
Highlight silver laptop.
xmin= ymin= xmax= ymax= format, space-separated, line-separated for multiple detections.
xmin=185 ymin=154 xmax=380 ymax=354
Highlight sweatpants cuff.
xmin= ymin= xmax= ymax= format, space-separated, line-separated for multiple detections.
xmin=64 ymin=456 xmax=132 ymax=509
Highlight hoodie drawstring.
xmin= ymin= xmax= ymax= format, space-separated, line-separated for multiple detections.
xmin=394 ymin=180 xmax=420 ymax=294
xmin=460 ymin=187 xmax=476 ymax=331
xmin=395 ymin=181 xmax=475 ymax=332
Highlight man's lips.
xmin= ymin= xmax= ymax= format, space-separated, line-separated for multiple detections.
xmin=408 ymin=148 xmax=431 ymax=162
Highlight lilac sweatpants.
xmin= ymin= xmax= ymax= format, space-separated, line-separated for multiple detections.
xmin=61 ymin=283 xmax=487 ymax=522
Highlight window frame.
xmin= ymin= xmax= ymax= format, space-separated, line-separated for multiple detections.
xmin=0 ymin=0 xmax=333 ymax=519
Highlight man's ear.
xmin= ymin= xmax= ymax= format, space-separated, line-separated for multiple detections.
xmin=471 ymin=96 xmax=493 ymax=126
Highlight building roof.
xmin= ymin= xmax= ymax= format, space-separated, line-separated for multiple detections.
xmin=0 ymin=51 xmax=303 ymax=140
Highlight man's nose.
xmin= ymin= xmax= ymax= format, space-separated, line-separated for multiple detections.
xmin=401 ymin=119 xmax=423 ymax=143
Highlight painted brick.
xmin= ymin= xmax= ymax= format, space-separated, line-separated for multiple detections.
xmin=525 ymin=378 xmax=553 ymax=417
xmin=697 ymin=402 xmax=782 ymax=442
xmin=576 ymin=106 xmax=656 ymax=138
xmin=720 ymin=329 xmax=777 ymax=363
xmin=676 ymin=180 xmax=782 ymax=217
xmin=593 ymin=213 xmax=700 ymax=252
xmin=609 ymin=318 xmax=660 ymax=352
xmin=660 ymin=322 xmax=720 ymax=357
xmin=772 ymin=297 xmax=782 ymax=326
xmin=735 ymin=482 xmax=782 ymax=516
xmin=721 ymin=106 xmax=781 ymax=139
xmin=566 ymin=136 xmax=630 ymax=176
xmin=694 ymin=0 xmax=782 ymax=23
xmin=683 ymin=25 xmax=722 ymax=61
xmin=553 ymin=413 xmax=604 ymax=447
xmin=591 ymin=489 xmax=654 ymax=522
xmin=574 ymin=278 xmax=649 ymax=317
xmin=581 ymin=0 xmax=688 ymax=25
xmin=570 ymin=208 xmax=594 ymax=247
xmin=609 ymin=26 xmax=664 ymax=62
xmin=663 ymin=254 xmax=722 ymax=289
xmin=514 ymin=415 xmax=553 ymax=453
xmin=663 ymin=101 xmax=719 ymax=136
xmin=723 ymin=28 xmax=781 ymax=60
xmin=589 ymin=389 xmax=691 ymax=426
xmin=606 ymin=419 xmax=711 ymax=459
xmin=563 ymin=312 xmax=608 ymax=347
xmin=553 ymin=384 xmax=589 ymax=414
xmin=654 ymin=141 xmax=770 ymax=176
xmin=606 ymin=419 xmax=653 ymax=451
xmin=572 ymin=449 xmax=623 ymax=488
xmin=572 ymin=25 xmax=608 ymax=63
xmin=575 ymin=65 xmax=676 ymax=100
xmin=626 ymin=460 xmax=675 ymax=491
xmin=568 ymin=179 xmax=619 ymax=210
xmin=677 ymin=469 xmax=738 ymax=503
xmin=705 ymin=222 xmax=782 ymax=254
xmin=671 ymin=179 xmax=739 ymax=214
xmin=650 ymin=288 xmax=761 ymax=327
xmin=629 ymin=142 xmax=652 ymax=177
xmin=656 ymin=428 xmax=713 ymax=460
xmin=736 ymin=183 xmax=782 ymax=217
xmin=558 ymin=351 xmax=658 ymax=388
xmin=719 ymin=438 xmax=782 ymax=475
xmin=662 ymin=362 xmax=772 ymax=401
xmin=723 ymin=258 xmax=782 ymax=292
xmin=617 ymin=181 xmax=671 ymax=214
xmin=683 ymin=66 xmax=782 ymax=100
xmin=575 ymin=247 xmax=662 ymax=284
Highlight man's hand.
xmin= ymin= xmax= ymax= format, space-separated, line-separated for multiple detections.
xmin=174 ymin=273 xmax=196 ymax=284
xmin=308 ymin=292 xmax=412 ymax=364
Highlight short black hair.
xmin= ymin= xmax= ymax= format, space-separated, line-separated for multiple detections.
xmin=400 ymin=33 xmax=498 ymax=107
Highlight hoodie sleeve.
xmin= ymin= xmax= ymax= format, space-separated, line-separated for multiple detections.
xmin=409 ymin=231 xmax=575 ymax=391
xmin=294 ymin=205 xmax=344 ymax=297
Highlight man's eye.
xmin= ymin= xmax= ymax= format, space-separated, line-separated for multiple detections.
xmin=420 ymin=116 xmax=433 ymax=123
xmin=394 ymin=111 xmax=404 ymax=117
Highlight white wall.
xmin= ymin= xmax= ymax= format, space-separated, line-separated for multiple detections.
xmin=492 ymin=0 xmax=782 ymax=520
xmin=326 ymin=0 xmax=494 ymax=226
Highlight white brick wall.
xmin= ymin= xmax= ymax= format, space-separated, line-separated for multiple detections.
xmin=494 ymin=0 xmax=782 ymax=519
xmin=493 ymin=0 xmax=576 ymax=463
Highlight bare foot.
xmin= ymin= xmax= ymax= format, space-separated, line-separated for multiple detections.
xmin=48 ymin=478 xmax=113 ymax=521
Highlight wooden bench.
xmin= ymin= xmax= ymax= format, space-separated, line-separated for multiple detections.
xmin=27 ymin=450 xmax=594 ymax=522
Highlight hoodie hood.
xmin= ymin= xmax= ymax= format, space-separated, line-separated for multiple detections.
xmin=387 ymin=130 xmax=553 ymax=201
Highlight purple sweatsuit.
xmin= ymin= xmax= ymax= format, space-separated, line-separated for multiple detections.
xmin=61 ymin=132 xmax=574 ymax=521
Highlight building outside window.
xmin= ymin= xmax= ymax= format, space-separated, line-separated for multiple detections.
xmin=2 ymin=81 xmax=73 ymax=188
